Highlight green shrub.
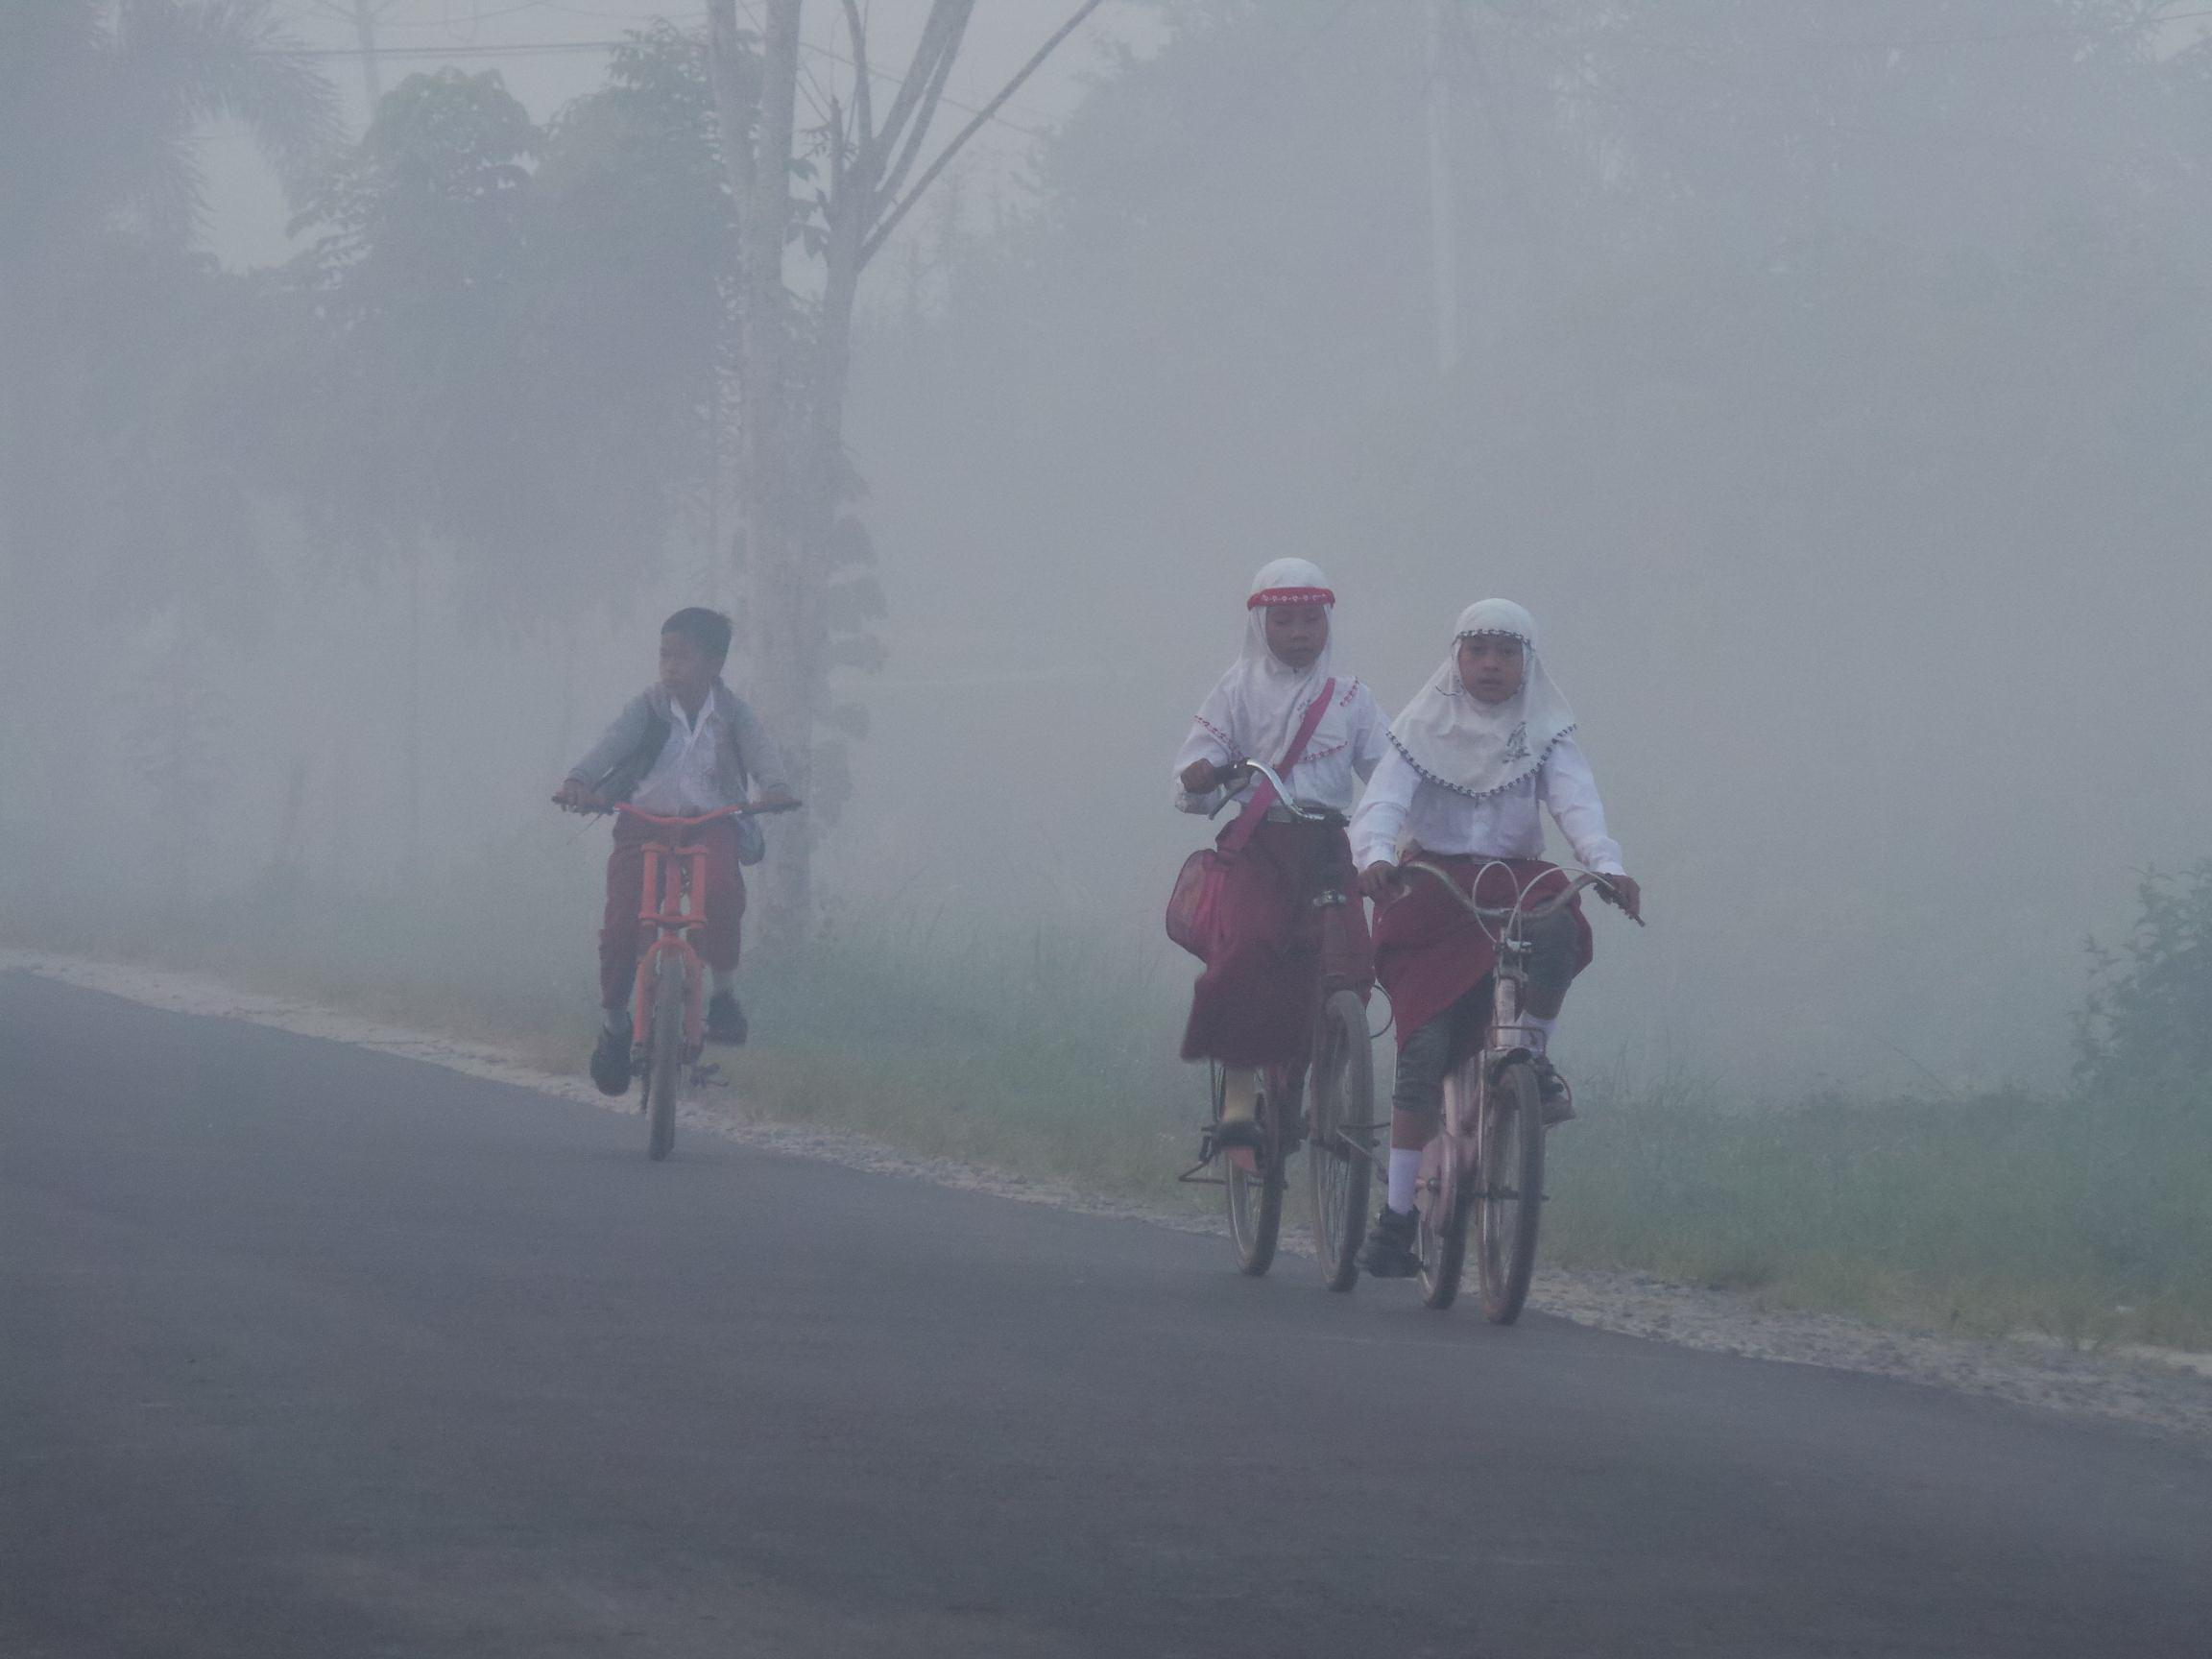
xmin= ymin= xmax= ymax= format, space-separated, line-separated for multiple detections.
xmin=2077 ymin=860 xmax=2212 ymax=1098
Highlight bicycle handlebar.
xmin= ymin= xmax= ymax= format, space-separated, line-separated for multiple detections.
xmin=1206 ymin=759 xmax=1342 ymax=825
xmin=553 ymin=797 xmax=803 ymax=823
xmin=614 ymin=800 xmax=802 ymax=827
xmin=1400 ymin=860 xmax=1611 ymax=925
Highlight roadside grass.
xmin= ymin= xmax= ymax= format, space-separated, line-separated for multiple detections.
xmin=1549 ymin=1067 xmax=2212 ymax=1351
xmin=731 ymin=901 xmax=1204 ymax=1199
xmin=1 ymin=847 xmax=1215 ymax=1211
xmin=8 ymin=854 xmax=2210 ymax=1353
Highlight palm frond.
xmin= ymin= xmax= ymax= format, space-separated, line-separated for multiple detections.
xmin=112 ymin=0 xmax=343 ymax=201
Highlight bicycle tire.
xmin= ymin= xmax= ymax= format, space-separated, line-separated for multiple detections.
xmin=1308 ymin=990 xmax=1374 ymax=1292
xmin=1475 ymin=1059 xmax=1546 ymax=1323
xmin=644 ymin=951 xmax=685 ymax=1162
xmin=1223 ymin=1070 xmax=1285 ymax=1277
xmin=1418 ymin=1065 xmax=1475 ymax=1310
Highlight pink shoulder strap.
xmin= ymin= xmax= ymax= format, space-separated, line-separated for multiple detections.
xmin=1221 ymin=678 xmax=1336 ymax=854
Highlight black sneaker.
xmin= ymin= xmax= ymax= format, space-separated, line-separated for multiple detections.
xmin=1533 ymin=1056 xmax=1575 ymax=1126
xmin=1358 ymin=1205 xmax=1420 ymax=1278
xmin=706 ymin=990 xmax=748 ymax=1046
xmin=589 ymin=1022 xmax=632 ymax=1097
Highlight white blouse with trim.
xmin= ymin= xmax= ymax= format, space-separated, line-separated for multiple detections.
xmin=1171 ymin=679 xmax=1391 ymax=817
xmin=1348 ymin=736 xmax=1625 ymax=875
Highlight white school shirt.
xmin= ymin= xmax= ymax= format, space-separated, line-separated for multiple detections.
xmin=1172 ymin=679 xmax=1391 ymax=817
xmin=629 ymin=693 xmax=725 ymax=816
xmin=1348 ymin=737 xmax=1625 ymax=875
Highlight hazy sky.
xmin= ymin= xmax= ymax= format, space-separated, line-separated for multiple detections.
xmin=19 ymin=0 xmax=2211 ymax=1104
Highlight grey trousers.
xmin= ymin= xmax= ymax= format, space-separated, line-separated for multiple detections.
xmin=1390 ymin=908 xmax=1578 ymax=1120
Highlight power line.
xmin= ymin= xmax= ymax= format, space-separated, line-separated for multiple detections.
xmin=1795 ymin=5 xmax=2212 ymax=51
xmin=1578 ymin=6 xmax=2212 ymax=60
xmin=276 ymin=0 xmax=540 ymax=26
xmin=727 ymin=1 xmax=1060 ymax=139
xmin=258 ymin=36 xmax=634 ymax=58
xmin=256 ymin=19 xmax=1056 ymax=140
xmin=1454 ymin=3 xmax=2200 ymax=176
xmin=283 ymin=0 xmax=1063 ymax=128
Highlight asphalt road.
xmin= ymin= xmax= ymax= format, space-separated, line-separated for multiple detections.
xmin=4 ymin=971 xmax=2209 ymax=1659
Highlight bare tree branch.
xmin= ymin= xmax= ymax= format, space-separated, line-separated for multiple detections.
xmin=870 ymin=12 xmax=970 ymax=216
xmin=838 ymin=0 xmax=874 ymax=156
xmin=863 ymin=0 xmax=973 ymax=196
xmin=862 ymin=0 xmax=1107 ymax=267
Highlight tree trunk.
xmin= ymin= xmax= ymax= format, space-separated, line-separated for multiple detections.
xmin=702 ymin=0 xmax=1089 ymax=951
xmin=711 ymin=0 xmax=813 ymax=952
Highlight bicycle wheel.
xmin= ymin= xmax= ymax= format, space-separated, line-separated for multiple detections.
xmin=1475 ymin=1059 xmax=1546 ymax=1323
xmin=1307 ymin=990 xmax=1375 ymax=1292
xmin=1223 ymin=1070 xmax=1285 ymax=1278
xmin=643 ymin=951 xmax=685 ymax=1162
xmin=1418 ymin=1065 xmax=1475 ymax=1310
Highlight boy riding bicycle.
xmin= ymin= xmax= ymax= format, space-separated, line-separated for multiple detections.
xmin=553 ymin=608 xmax=795 ymax=1095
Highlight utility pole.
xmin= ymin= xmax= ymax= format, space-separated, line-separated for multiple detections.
xmin=350 ymin=0 xmax=386 ymax=113
xmin=301 ymin=0 xmax=395 ymax=122
xmin=351 ymin=0 xmax=391 ymax=117
xmin=704 ymin=0 xmax=1106 ymax=945
xmin=1425 ymin=0 xmax=1460 ymax=374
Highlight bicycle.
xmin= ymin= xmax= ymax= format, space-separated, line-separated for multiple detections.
xmin=1396 ymin=861 xmax=1611 ymax=1320
xmin=1180 ymin=760 xmax=1378 ymax=1289
xmin=560 ymin=797 xmax=800 ymax=1161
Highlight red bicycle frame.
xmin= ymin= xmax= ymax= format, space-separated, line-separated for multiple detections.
xmin=615 ymin=803 xmax=748 ymax=1061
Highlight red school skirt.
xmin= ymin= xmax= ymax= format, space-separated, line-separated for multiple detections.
xmin=1180 ymin=818 xmax=1371 ymax=1070
xmin=1370 ymin=854 xmax=1592 ymax=1054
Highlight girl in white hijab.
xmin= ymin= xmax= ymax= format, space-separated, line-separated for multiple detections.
xmin=1348 ymin=598 xmax=1643 ymax=1275
xmin=1170 ymin=559 xmax=1391 ymax=1145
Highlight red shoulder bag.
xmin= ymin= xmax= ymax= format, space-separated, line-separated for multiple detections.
xmin=1165 ymin=679 xmax=1336 ymax=960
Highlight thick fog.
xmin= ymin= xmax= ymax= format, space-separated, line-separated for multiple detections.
xmin=7 ymin=0 xmax=2210 ymax=1094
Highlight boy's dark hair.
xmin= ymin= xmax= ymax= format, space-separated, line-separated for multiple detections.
xmin=661 ymin=607 xmax=733 ymax=664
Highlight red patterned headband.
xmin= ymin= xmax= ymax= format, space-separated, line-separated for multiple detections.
xmin=1248 ymin=587 xmax=1334 ymax=610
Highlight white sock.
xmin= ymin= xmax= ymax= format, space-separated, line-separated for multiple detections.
xmin=711 ymin=968 xmax=735 ymax=997
xmin=1387 ymin=1147 xmax=1421 ymax=1214
xmin=1522 ymin=1013 xmax=1559 ymax=1055
xmin=603 ymin=1004 xmax=629 ymax=1034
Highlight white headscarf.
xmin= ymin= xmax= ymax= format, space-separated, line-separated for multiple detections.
xmin=1386 ymin=598 xmax=1576 ymax=800
xmin=1192 ymin=557 xmax=1338 ymax=766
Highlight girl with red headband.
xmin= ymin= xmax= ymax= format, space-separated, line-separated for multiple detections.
xmin=1171 ymin=559 xmax=1390 ymax=1146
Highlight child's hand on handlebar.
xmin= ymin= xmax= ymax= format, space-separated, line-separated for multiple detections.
xmin=1595 ymin=872 xmax=1644 ymax=924
xmin=552 ymin=778 xmax=608 ymax=811
xmin=1363 ymin=837 xmax=1429 ymax=901
xmin=1181 ymin=757 xmax=1235 ymax=794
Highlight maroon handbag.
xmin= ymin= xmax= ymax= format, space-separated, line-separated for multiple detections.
xmin=1165 ymin=679 xmax=1335 ymax=959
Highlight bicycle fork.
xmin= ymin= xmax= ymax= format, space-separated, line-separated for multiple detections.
xmin=632 ymin=839 xmax=710 ymax=1059
xmin=1440 ymin=941 xmax=1544 ymax=1162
